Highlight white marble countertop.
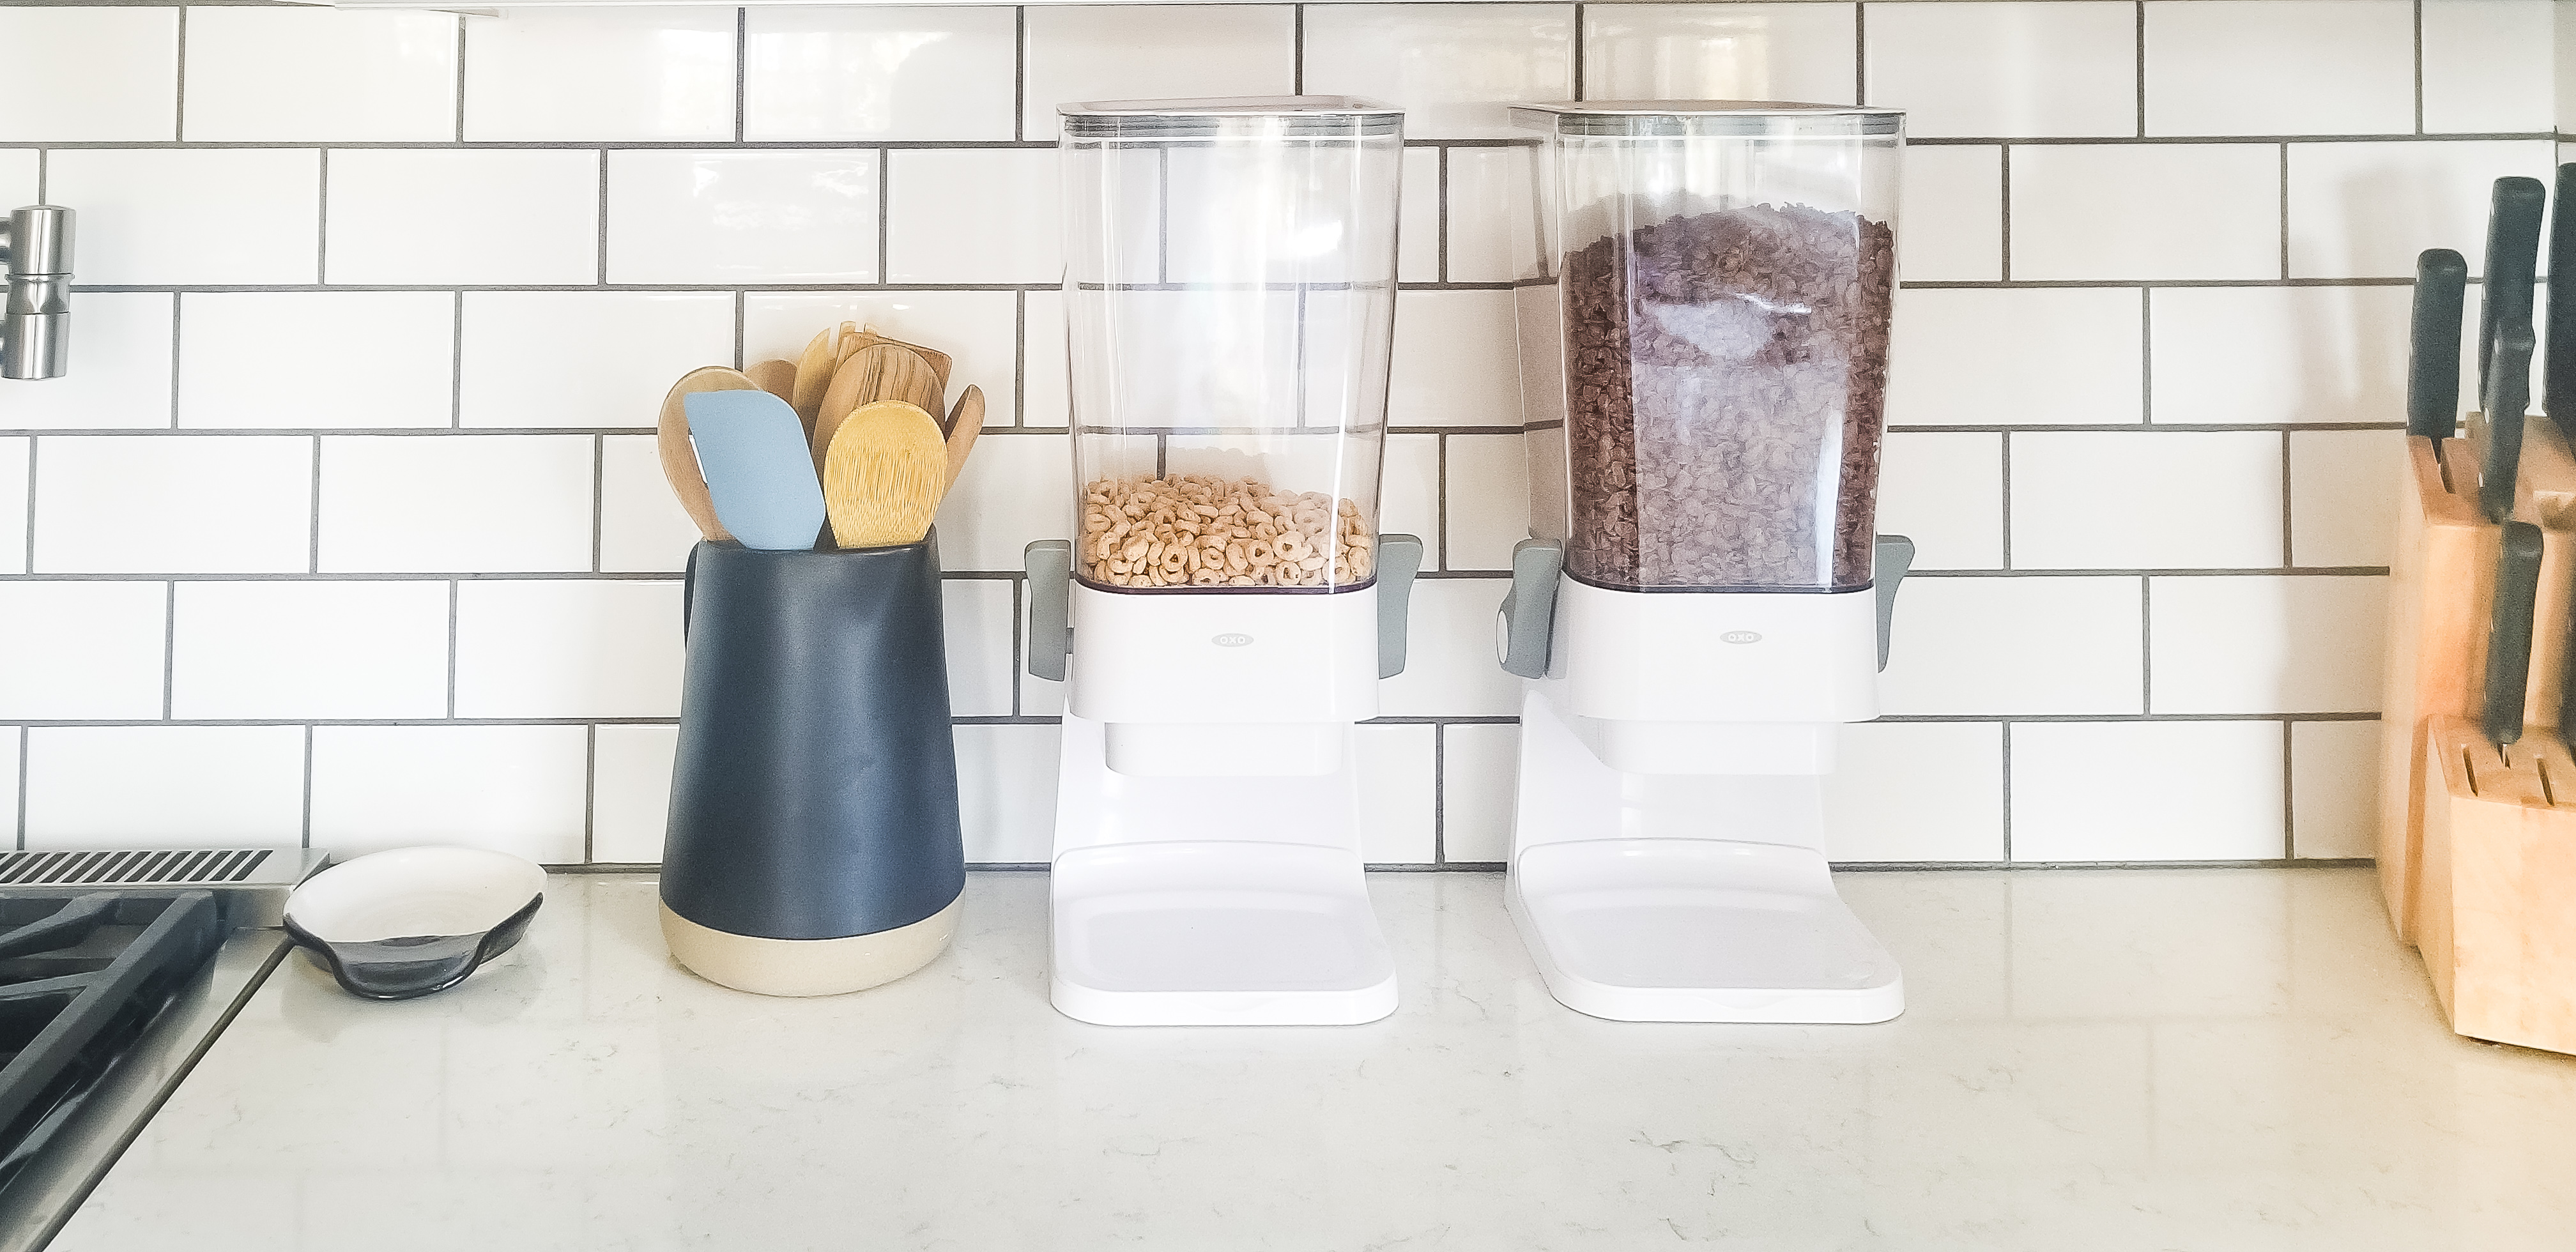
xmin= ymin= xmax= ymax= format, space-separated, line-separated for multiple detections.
xmin=49 ymin=867 xmax=2576 ymax=1251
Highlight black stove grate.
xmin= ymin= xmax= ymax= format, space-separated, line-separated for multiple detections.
xmin=0 ymin=851 xmax=271 ymax=889
xmin=0 ymin=892 xmax=221 ymax=1197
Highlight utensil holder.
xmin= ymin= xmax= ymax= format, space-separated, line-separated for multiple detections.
xmin=2419 ymin=716 xmax=2576 ymax=1054
xmin=659 ymin=533 xmax=967 ymax=996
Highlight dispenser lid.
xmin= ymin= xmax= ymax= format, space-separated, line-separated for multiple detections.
xmin=1510 ymin=100 xmax=1903 ymax=137
xmin=1061 ymin=95 xmax=1402 ymax=140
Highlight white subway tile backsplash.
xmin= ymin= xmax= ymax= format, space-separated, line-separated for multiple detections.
xmin=598 ymin=434 xmax=702 ymax=574
xmin=453 ymin=581 xmax=684 ymax=719
xmin=1390 ymin=291 xmax=1522 ymax=427
xmin=2147 ymin=286 xmax=2409 ymax=424
xmin=1438 ymin=723 xmax=1518 ymax=862
xmin=1022 ymin=5 xmax=1296 ymax=141
xmin=0 ymin=8 xmax=177 ymax=142
xmin=0 ymin=294 xmax=175 ymax=431
xmin=1399 ymin=149 xmax=1441 ymax=284
xmin=0 ymin=583 xmax=167 ymax=720
xmin=1899 ymin=146 xmax=2004 ymax=283
xmin=1378 ymin=577 xmax=1519 ymax=717
xmin=592 ymin=724 xmax=679 ymax=864
xmin=2011 ymin=431 xmax=2283 ymax=570
xmin=942 ymin=579 xmax=1016 ymax=717
xmin=183 ymin=9 xmax=458 ymax=142
xmin=1441 ymin=148 xmax=1536 ymax=284
xmin=309 ymin=726 xmax=589 ymax=862
xmin=326 ymin=150 xmax=601 ymax=286
xmin=1822 ymin=722 xmax=2006 ymax=862
xmin=1381 ymin=433 xmax=1441 ymax=553
xmin=1878 ymin=432 xmax=2004 ymax=571
xmin=2288 ymin=430 xmax=2402 ymax=568
xmin=742 ymin=291 xmax=1018 ymax=423
xmin=170 ymin=581 xmax=448 ymax=719
xmin=1584 ymin=3 xmax=1856 ymax=106
xmin=2143 ymin=1 xmax=2414 ymax=137
xmin=1022 ymin=290 xmax=1069 ymax=428
xmin=2421 ymin=1 xmax=2556 ymax=134
xmin=45 ymin=150 xmax=319 ymax=286
xmin=0 ymin=151 xmax=33 ymax=215
xmin=955 ymin=723 xmax=1059 ymax=863
xmin=2011 ymin=721 xmax=2285 ymax=862
xmin=2149 ymin=575 xmax=2385 ymax=714
xmin=318 ymin=435 xmax=594 ymax=574
xmin=463 ymin=7 xmax=735 ymax=142
xmin=461 ymin=292 xmax=736 ymax=431
xmin=24 ymin=727 xmax=305 ymax=848
xmin=180 ymin=293 xmax=454 ymax=430
xmin=606 ymin=151 xmax=880 ymax=285
xmin=1880 ymin=577 xmax=2144 ymax=715
xmin=1887 ymin=289 xmax=2142 ymax=426
xmin=0 ymin=439 xmax=24 ymax=574
xmin=1301 ymin=4 xmax=1575 ymax=141
xmin=1443 ymin=433 xmax=1531 ymax=571
xmin=33 ymin=435 xmax=312 ymax=574
xmin=2011 ymin=144 xmax=2280 ymax=281
xmin=2290 ymin=720 xmax=2379 ymax=859
xmin=1354 ymin=723 xmax=1436 ymax=864
xmin=937 ymin=432 xmax=1073 ymax=572
xmin=746 ymin=7 xmax=1017 ymax=142
xmin=2285 ymin=141 xmax=2557 ymax=280
xmin=1864 ymin=2 xmax=2136 ymax=139
xmin=884 ymin=149 xmax=1061 ymax=284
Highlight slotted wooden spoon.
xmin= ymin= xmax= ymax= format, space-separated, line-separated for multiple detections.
xmin=657 ymin=367 xmax=761 ymax=543
xmin=823 ymin=400 xmax=947 ymax=549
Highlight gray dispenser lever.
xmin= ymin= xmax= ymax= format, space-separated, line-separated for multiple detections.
xmin=1024 ymin=540 xmax=1072 ymax=682
xmin=1374 ymin=533 xmax=1424 ymax=678
xmin=1496 ymin=538 xmax=1564 ymax=680
xmin=1873 ymin=533 xmax=1914 ymax=671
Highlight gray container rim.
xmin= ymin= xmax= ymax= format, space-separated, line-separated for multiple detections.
xmin=1510 ymin=100 xmax=1903 ymax=137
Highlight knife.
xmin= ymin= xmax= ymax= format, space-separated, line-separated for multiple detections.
xmin=2478 ymin=176 xmax=2547 ymax=398
xmin=2487 ymin=519 xmax=2546 ymax=748
xmin=2410 ymin=248 xmax=2469 ymax=439
xmin=2549 ymin=164 xmax=2576 ymax=434
xmin=2480 ymin=321 xmax=2538 ymax=523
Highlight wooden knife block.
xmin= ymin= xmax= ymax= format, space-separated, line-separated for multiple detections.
xmin=2379 ymin=418 xmax=2576 ymax=943
xmin=2419 ymin=716 xmax=2576 ymax=1054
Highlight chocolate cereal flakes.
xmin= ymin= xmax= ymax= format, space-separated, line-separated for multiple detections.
xmin=1559 ymin=202 xmax=1897 ymax=591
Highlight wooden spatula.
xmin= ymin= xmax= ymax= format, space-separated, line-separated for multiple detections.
xmin=944 ymin=385 xmax=984 ymax=491
xmin=657 ymin=367 xmax=760 ymax=543
xmin=790 ymin=327 xmax=838 ymax=433
xmin=746 ymin=359 xmax=797 ymax=404
xmin=813 ymin=342 xmax=945 ymax=466
xmin=823 ymin=401 xmax=947 ymax=549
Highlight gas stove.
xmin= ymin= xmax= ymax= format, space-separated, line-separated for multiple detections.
xmin=0 ymin=850 xmax=326 ymax=1252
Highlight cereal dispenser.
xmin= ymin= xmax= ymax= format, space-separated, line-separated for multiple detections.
xmin=1025 ymin=97 xmax=1424 ymax=1026
xmin=1496 ymin=102 xmax=1913 ymax=1023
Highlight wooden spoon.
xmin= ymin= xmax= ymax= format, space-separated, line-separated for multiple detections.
xmin=864 ymin=325 xmax=953 ymax=393
xmin=823 ymin=401 xmax=947 ymax=549
xmin=790 ymin=327 xmax=838 ymax=434
xmin=657 ymin=367 xmax=758 ymax=543
xmin=811 ymin=343 xmax=944 ymax=468
xmin=746 ymin=359 xmax=797 ymax=404
xmin=944 ymin=385 xmax=985 ymax=491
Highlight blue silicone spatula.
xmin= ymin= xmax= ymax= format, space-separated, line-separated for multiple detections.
xmin=684 ymin=390 xmax=827 ymax=551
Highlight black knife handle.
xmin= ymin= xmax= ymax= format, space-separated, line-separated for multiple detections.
xmin=2481 ymin=322 xmax=2538 ymax=523
xmin=2486 ymin=520 xmax=2545 ymax=747
xmin=2411 ymin=248 xmax=2469 ymax=437
xmin=2549 ymin=165 xmax=2576 ymax=429
xmin=2479 ymin=176 xmax=2548 ymax=397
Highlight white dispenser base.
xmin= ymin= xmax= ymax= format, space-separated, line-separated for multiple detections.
xmin=1506 ymin=684 xmax=1903 ymax=1025
xmin=1048 ymin=714 xmax=1397 ymax=1027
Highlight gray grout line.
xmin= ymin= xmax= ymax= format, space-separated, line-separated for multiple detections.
xmin=2277 ymin=142 xmax=2290 ymax=280
xmin=1013 ymin=290 xmax=1027 ymax=427
xmin=1998 ymin=431 xmax=2012 ymax=569
xmin=300 ymin=724 xmax=313 ymax=850
xmin=172 ymin=8 xmax=187 ymax=143
xmin=315 ymin=149 xmax=329 ymax=284
xmin=1013 ymin=6 xmax=1026 ymax=144
xmin=2280 ymin=720 xmax=2296 ymax=859
xmin=449 ymin=293 xmax=464 ymax=427
xmin=2140 ymin=576 xmax=2154 ymax=714
xmin=305 ymin=436 xmax=320 ymax=574
xmin=160 ymin=581 xmax=174 ymax=721
xmin=878 ymin=152 xmax=891 ymax=284
xmin=1997 ymin=145 xmax=2011 ymax=280
xmin=2411 ymin=0 xmax=2425 ymax=137
xmin=166 ymin=294 xmax=183 ymax=429
xmin=734 ymin=8 xmax=748 ymax=145
xmin=1294 ymin=4 xmax=1306 ymax=95
xmin=444 ymin=581 xmax=459 ymax=719
xmin=453 ymin=15 xmax=467 ymax=144
xmin=2139 ymin=289 xmax=2154 ymax=422
xmin=583 ymin=722 xmax=597 ymax=864
xmin=590 ymin=436 xmax=605 ymax=574
xmin=732 ymin=289 xmax=744 ymax=370
xmin=2279 ymin=429 xmax=2295 ymax=564
xmin=19 ymin=439 xmax=35 ymax=576
xmin=4 ymin=133 xmax=2552 ymax=155
xmin=1998 ymin=722 xmax=2012 ymax=862
xmin=1570 ymin=0 xmax=1586 ymax=101
xmin=1432 ymin=723 xmax=1449 ymax=863
xmin=1851 ymin=1 xmax=1863 ymax=107
xmin=32 ymin=149 xmax=43 ymax=204
xmin=2133 ymin=0 xmax=2145 ymax=139
xmin=594 ymin=150 xmax=610 ymax=286
xmin=13 ymin=730 xmax=25 ymax=852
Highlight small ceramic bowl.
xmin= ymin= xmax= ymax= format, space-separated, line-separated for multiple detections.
xmin=284 ymin=848 xmax=546 ymax=1001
